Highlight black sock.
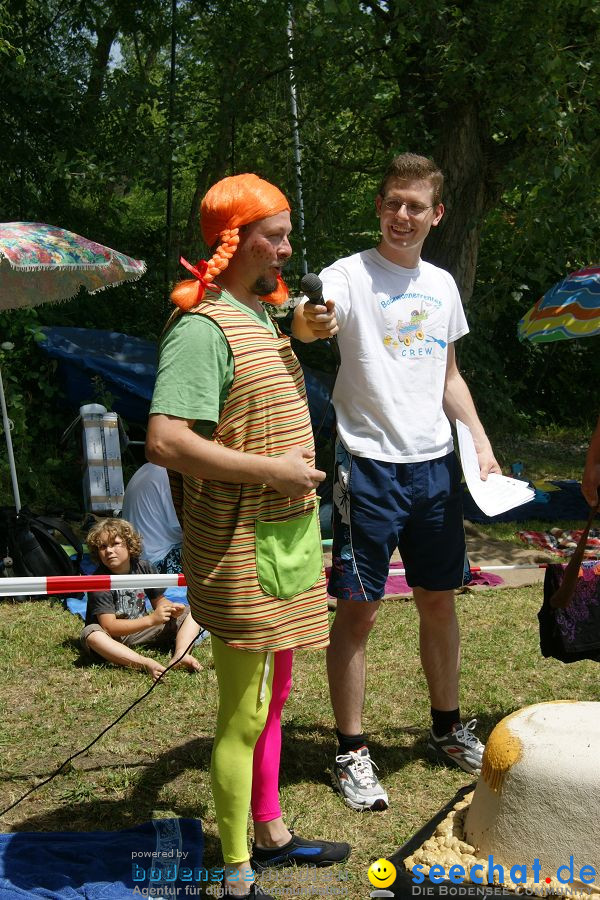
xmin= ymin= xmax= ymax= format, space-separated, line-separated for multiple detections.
xmin=336 ymin=729 xmax=367 ymax=755
xmin=431 ymin=708 xmax=461 ymax=738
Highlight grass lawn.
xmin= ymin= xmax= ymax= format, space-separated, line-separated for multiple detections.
xmin=488 ymin=424 xmax=590 ymax=484
xmin=0 ymin=423 xmax=596 ymax=896
xmin=0 ymin=584 xmax=598 ymax=896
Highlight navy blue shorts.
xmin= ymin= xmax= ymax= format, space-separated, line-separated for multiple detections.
xmin=328 ymin=443 xmax=466 ymax=601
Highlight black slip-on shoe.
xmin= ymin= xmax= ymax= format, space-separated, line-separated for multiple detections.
xmin=250 ymin=831 xmax=351 ymax=872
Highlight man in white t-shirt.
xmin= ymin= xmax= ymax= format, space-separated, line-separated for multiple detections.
xmin=122 ymin=463 xmax=183 ymax=573
xmin=293 ymin=152 xmax=500 ymax=812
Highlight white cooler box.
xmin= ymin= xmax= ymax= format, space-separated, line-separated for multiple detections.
xmin=80 ymin=404 xmax=124 ymax=514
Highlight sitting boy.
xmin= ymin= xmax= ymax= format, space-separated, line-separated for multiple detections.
xmin=81 ymin=518 xmax=202 ymax=680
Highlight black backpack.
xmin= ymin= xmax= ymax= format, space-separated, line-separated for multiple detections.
xmin=0 ymin=507 xmax=83 ymax=594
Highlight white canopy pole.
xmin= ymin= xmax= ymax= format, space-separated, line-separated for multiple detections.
xmin=287 ymin=7 xmax=308 ymax=276
xmin=0 ymin=366 xmax=21 ymax=512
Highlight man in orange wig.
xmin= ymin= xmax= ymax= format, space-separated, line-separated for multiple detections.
xmin=147 ymin=174 xmax=350 ymax=898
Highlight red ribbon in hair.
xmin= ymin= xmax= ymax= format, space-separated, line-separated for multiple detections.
xmin=171 ymin=256 xmax=220 ymax=308
xmin=180 ymin=256 xmax=220 ymax=290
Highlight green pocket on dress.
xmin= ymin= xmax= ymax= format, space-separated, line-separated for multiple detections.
xmin=255 ymin=504 xmax=323 ymax=599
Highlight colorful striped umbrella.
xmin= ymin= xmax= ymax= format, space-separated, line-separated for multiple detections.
xmin=518 ymin=266 xmax=600 ymax=343
xmin=0 ymin=222 xmax=146 ymax=511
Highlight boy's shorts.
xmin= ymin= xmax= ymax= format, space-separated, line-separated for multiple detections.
xmin=328 ymin=443 xmax=465 ymax=601
xmin=80 ymin=607 xmax=190 ymax=655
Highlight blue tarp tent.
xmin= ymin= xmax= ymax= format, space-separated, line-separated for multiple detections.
xmin=38 ymin=326 xmax=336 ymax=440
xmin=38 ymin=327 xmax=157 ymax=424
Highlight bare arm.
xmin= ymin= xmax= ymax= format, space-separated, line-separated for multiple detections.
xmin=146 ymin=413 xmax=324 ymax=499
xmin=152 ymin=595 xmax=187 ymax=619
xmin=443 ymin=344 xmax=501 ymax=480
xmin=98 ymin=604 xmax=174 ymax=638
xmin=292 ymin=298 xmax=339 ymax=343
xmin=582 ymin=416 xmax=600 ymax=506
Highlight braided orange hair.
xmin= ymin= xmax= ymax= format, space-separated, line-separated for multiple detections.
xmin=171 ymin=174 xmax=291 ymax=311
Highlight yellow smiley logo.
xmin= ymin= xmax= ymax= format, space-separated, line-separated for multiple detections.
xmin=368 ymin=858 xmax=397 ymax=888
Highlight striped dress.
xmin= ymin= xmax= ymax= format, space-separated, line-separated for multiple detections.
xmin=169 ymin=292 xmax=329 ymax=652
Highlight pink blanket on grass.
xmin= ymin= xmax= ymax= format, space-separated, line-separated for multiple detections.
xmin=325 ymin=562 xmax=503 ymax=596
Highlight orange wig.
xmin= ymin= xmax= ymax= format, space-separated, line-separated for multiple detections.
xmin=171 ymin=174 xmax=291 ymax=311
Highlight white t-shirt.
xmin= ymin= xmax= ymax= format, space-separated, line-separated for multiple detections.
xmin=122 ymin=463 xmax=183 ymax=564
xmin=320 ymin=249 xmax=469 ymax=463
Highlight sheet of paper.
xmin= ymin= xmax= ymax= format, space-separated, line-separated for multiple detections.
xmin=456 ymin=420 xmax=535 ymax=517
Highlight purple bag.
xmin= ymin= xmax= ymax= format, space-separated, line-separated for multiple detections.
xmin=538 ymin=561 xmax=600 ymax=662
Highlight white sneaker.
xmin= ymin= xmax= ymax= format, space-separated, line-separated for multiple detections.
xmin=332 ymin=746 xmax=389 ymax=811
xmin=427 ymin=718 xmax=485 ymax=775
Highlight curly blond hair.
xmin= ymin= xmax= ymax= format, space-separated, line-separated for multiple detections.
xmin=86 ymin=518 xmax=143 ymax=563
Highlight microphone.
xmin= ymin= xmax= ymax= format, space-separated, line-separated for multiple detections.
xmin=300 ymin=273 xmax=341 ymax=366
xmin=300 ymin=272 xmax=325 ymax=306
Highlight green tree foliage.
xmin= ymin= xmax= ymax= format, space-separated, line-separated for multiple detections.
xmin=0 ymin=0 xmax=599 ymax=508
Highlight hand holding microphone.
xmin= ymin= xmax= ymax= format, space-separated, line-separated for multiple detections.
xmin=300 ymin=273 xmax=341 ymax=365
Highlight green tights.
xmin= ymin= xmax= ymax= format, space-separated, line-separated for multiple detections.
xmin=210 ymin=634 xmax=274 ymax=864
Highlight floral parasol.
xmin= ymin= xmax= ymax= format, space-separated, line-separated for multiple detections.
xmin=0 ymin=222 xmax=146 ymax=310
xmin=0 ymin=221 xmax=146 ymax=512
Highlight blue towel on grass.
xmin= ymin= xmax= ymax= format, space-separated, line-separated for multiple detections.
xmin=0 ymin=817 xmax=203 ymax=899
xmin=64 ymin=586 xmax=188 ymax=621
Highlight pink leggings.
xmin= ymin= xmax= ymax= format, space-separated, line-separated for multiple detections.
xmin=251 ymin=648 xmax=293 ymax=822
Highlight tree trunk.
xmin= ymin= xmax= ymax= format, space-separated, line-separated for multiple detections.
xmin=425 ymin=104 xmax=490 ymax=304
xmin=181 ymin=119 xmax=232 ymax=259
xmin=82 ymin=15 xmax=119 ymax=115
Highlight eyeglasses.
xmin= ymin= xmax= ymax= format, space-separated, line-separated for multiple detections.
xmin=382 ymin=198 xmax=433 ymax=216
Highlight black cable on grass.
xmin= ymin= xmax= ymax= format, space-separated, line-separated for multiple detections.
xmin=0 ymin=632 xmax=200 ymax=817
xmin=2 ymin=307 xmax=340 ymax=818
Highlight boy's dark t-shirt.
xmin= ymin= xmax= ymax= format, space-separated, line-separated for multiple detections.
xmin=84 ymin=558 xmax=166 ymax=627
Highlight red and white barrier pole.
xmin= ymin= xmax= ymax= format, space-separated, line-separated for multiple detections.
xmin=0 ymin=564 xmax=561 ymax=598
xmin=388 ymin=562 xmax=551 ymax=575
xmin=0 ymin=573 xmax=187 ymax=598
xmin=467 ymin=564 xmax=550 ymax=572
